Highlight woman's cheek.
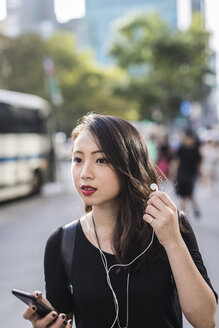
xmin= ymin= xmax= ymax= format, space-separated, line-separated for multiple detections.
xmin=71 ymin=168 xmax=78 ymax=189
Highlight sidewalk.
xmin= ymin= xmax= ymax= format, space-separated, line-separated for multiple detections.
xmin=195 ymin=181 xmax=219 ymax=227
xmin=180 ymin=180 xmax=219 ymax=328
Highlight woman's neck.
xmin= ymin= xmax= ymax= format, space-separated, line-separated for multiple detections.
xmin=83 ymin=207 xmax=118 ymax=254
xmin=90 ymin=206 xmax=118 ymax=231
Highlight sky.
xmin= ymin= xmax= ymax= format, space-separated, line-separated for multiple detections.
xmin=54 ymin=0 xmax=85 ymax=23
xmin=0 ymin=0 xmax=6 ymax=21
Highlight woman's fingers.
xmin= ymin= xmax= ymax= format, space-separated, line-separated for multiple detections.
xmin=147 ymin=195 xmax=165 ymax=212
xmin=23 ymin=304 xmax=38 ymax=320
xmin=145 ymin=192 xmax=177 ymax=223
xmin=23 ymin=310 xmax=71 ymax=328
xmin=67 ymin=319 xmax=73 ymax=327
xmin=143 ymin=196 xmax=164 ymax=226
xmin=22 ymin=291 xmax=62 ymax=328
xmin=149 ymin=191 xmax=176 ymax=210
xmin=144 ymin=191 xmax=182 ymax=248
xmin=22 ymin=290 xmax=73 ymax=328
xmin=33 ymin=290 xmax=54 ymax=309
xmin=145 ymin=203 xmax=160 ymax=219
xmin=35 ymin=311 xmax=58 ymax=328
xmin=41 ymin=312 xmax=66 ymax=328
xmin=143 ymin=213 xmax=156 ymax=226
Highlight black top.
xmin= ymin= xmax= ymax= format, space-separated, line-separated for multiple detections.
xmin=44 ymin=217 xmax=217 ymax=328
xmin=177 ymin=145 xmax=201 ymax=179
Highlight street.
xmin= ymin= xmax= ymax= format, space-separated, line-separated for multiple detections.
xmin=0 ymin=161 xmax=218 ymax=328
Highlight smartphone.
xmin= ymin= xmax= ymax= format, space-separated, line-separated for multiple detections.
xmin=12 ymin=288 xmax=55 ymax=317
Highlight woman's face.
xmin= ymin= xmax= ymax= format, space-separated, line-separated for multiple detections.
xmin=72 ymin=129 xmax=121 ymax=209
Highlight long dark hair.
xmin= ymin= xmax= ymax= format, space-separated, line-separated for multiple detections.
xmin=72 ymin=113 xmax=159 ymax=266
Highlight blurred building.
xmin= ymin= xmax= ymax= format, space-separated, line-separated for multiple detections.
xmin=2 ymin=0 xmax=58 ymax=37
xmin=177 ymin=0 xmax=204 ymax=30
xmin=79 ymin=0 xmax=178 ymax=65
xmin=2 ymin=0 xmax=178 ymax=64
xmin=204 ymin=0 xmax=219 ymax=124
xmin=177 ymin=0 xmax=219 ymax=125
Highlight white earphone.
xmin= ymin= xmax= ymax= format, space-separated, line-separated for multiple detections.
xmin=150 ymin=183 xmax=159 ymax=192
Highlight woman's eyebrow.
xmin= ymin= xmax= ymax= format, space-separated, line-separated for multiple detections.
xmin=72 ymin=150 xmax=105 ymax=154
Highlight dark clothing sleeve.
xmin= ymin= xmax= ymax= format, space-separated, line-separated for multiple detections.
xmin=44 ymin=228 xmax=74 ymax=314
xmin=179 ymin=213 xmax=218 ymax=303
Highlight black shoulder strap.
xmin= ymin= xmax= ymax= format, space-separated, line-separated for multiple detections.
xmin=61 ymin=220 xmax=78 ymax=284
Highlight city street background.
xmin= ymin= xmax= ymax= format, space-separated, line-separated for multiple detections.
xmin=0 ymin=0 xmax=219 ymax=327
xmin=0 ymin=161 xmax=218 ymax=328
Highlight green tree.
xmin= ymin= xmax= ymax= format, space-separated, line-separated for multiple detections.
xmin=0 ymin=33 xmax=46 ymax=96
xmin=46 ymin=32 xmax=137 ymax=133
xmin=0 ymin=31 xmax=136 ymax=133
xmin=109 ymin=13 xmax=214 ymax=122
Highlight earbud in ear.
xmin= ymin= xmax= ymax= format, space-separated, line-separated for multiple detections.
xmin=150 ymin=183 xmax=158 ymax=192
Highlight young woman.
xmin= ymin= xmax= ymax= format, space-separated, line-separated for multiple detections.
xmin=23 ymin=114 xmax=217 ymax=328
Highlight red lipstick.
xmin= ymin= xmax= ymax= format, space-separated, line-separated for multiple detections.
xmin=81 ymin=185 xmax=97 ymax=196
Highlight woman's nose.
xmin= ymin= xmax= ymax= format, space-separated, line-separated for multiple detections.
xmin=80 ymin=162 xmax=94 ymax=180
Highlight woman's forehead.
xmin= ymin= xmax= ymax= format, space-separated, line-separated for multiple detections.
xmin=73 ymin=130 xmax=100 ymax=151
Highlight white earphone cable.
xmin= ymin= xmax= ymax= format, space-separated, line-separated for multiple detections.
xmin=86 ymin=215 xmax=155 ymax=328
xmin=85 ymin=183 xmax=158 ymax=328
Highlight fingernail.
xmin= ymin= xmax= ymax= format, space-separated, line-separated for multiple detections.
xmin=52 ymin=312 xmax=57 ymax=318
xmin=61 ymin=314 xmax=66 ymax=320
xmin=69 ymin=319 xmax=72 ymax=324
xmin=32 ymin=306 xmax=36 ymax=311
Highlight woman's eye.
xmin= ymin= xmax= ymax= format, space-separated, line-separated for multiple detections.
xmin=96 ymin=158 xmax=108 ymax=164
xmin=72 ymin=157 xmax=82 ymax=163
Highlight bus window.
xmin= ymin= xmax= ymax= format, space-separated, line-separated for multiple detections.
xmin=0 ymin=104 xmax=48 ymax=134
xmin=15 ymin=107 xmax=47 ymax=134
xmin=0 ymin=102 xmax=15 ymax=133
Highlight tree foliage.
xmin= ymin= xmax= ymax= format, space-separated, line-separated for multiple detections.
xmin=109 ymin=13 xmax=214 ymax=121
xmin=0 ymin=31 xmax=136 ymax=134
xmin=0 ymin=33 xmax=46 ymax=96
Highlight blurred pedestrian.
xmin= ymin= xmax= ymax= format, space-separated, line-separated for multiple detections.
xmin=22 ymin=114 xmax=217 ymax=328
xmin=200 ymin=138 xmax=219 ymax=195
xmin=156 ymin=142 xmax=171 ymax=179
xmin=174 ymin=131 xmax=202 ymax=218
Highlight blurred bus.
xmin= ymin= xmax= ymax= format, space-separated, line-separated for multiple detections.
xmin=0 ymin=89 xmax=56 ymax=202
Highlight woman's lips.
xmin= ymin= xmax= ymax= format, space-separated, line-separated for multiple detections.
xmin=82 ymin=189 xmax=97 ymax=196
xmin=81 ymin=185 xmax=97 ymax=196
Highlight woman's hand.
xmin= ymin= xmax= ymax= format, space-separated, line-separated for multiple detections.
xmin=23 ymin=291 xmax=73 ymax=328
xmin=143 ymin=191 xmax=182 ymax=249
